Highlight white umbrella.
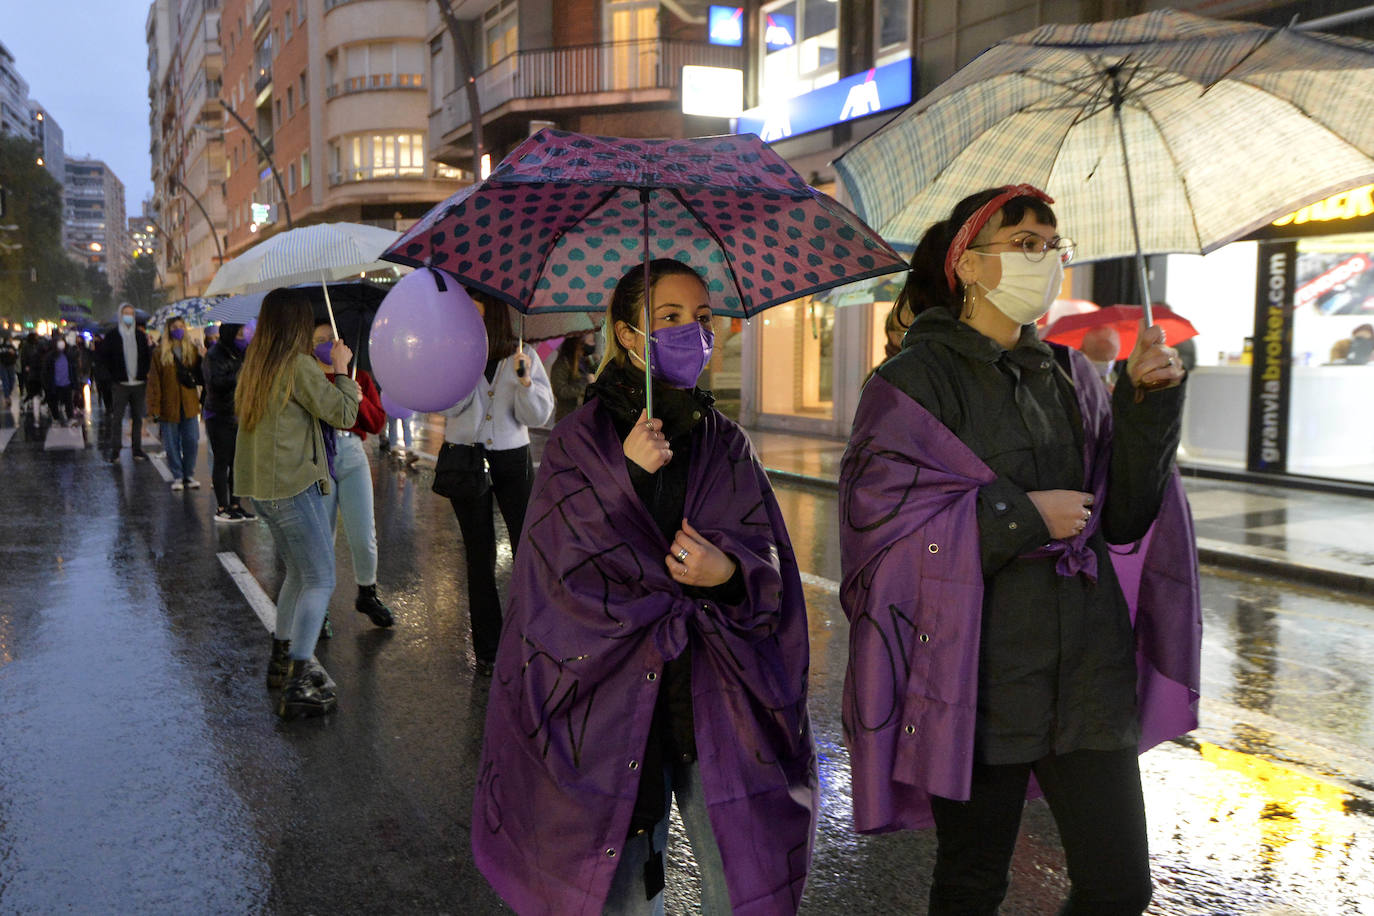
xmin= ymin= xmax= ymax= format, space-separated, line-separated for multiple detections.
xmin=836 ymin=9 xmax=1374 ymax=324
xmin=204 ymin=222 xmax=401 ymax=335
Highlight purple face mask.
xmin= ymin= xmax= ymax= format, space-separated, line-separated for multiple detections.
xmin=241 ymin=322 xmax=255 ymax=346
xmin=169 ymin=327 xmax=185 ymax=341
xmin=233 ymin=336 xmax=248 ymax=352
xmin=314 ymin=342 xmax=334 ymax=365
xmin=636 ymin=320 xmax=714 ymax=389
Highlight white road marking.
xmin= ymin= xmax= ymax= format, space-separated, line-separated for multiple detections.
xmin=0 ymin=427 xmax=14 ymax=453
xmin=216 ymin=551 xmax=330 ymax=676
xmin=149 ymin=454 xmax=174 ymax=482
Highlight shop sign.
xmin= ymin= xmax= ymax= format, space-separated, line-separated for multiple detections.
xmin=1247 ymin=184 xmax=1374 ymax=240
xmin=681 ymin=66 xmax=744 ymax=118
xmin=1294 ymin=254 xmax=1370 ymax=309
xmin=1247 ymin=241 xmax=1298 ymax=474
xmin=764 ymin=13 xmax=796 ymax=52
xmin=735 ymin=58 xmax=913 ymax=143
xmin=708 ymin=6 xmax=744 ymax=47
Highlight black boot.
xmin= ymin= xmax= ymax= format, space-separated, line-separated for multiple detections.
xmin=266 ymin=638 xmax=291 ymax=689
xmin=318 ymin=613 xmax=333 ymax=640
xmin=276 ymin=659 xmax=338 ymax=720
xmin=355 ymin=584 xmax=395 ymax=628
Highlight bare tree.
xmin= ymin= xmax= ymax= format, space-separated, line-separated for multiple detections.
xmin=434 ymin=0 xmax=485 ymax=181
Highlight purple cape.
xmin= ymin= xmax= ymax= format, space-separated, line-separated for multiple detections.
xmin=473 ymin=402 xmax=817 ymax=914
xmin=838 ymin=351 xmax=1201 ymax=834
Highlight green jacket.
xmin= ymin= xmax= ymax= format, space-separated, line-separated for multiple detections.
xmin=233 ymin=353 xmax=360 ymax=500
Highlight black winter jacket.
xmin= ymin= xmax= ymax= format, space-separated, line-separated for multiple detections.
xmin=202 ymin=341 xmax=244 ymax=419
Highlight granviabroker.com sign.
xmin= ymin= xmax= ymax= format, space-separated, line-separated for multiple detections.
xmin=1247 ymin=241 xmax=1297 ymax=474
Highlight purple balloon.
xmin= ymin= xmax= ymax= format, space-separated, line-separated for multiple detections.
xmin=379 ymin=391 xmax=413 ymax=420
xmin=369 ymin=268 xmax=488 ymax=413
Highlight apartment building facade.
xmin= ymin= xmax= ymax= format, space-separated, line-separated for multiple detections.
xmin=64 ymin=158 xmax=129 ymax=295
xmin=215 ymin=0 xmax=465 ymax=261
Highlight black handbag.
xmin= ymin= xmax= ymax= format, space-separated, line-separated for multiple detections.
xmin=172 ymin=352 xmax=199 ymax=390
xmin=432 ymin=442 xmax=492 ymax=499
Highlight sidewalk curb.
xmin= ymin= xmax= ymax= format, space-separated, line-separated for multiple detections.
xmin=763 ymin=466 xmax=1374 ymax=597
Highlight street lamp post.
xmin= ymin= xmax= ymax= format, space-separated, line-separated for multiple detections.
xmin=216 ymin=99 xmax=293 ymax=228
xmin=171 ymin=175 xmax=225 ymax=264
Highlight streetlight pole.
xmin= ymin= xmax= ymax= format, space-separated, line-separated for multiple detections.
xmin=171 ymin=175 xmax=225 ymax=264
xmin=217 ymin=98 xmax=293 ymax=228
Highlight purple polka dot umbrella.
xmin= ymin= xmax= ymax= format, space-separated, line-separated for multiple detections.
xmin=382 ymin=129 xmax=905 ymax=415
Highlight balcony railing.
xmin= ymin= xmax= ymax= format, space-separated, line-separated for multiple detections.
xmin=251 ymin=0 xmax=271 ymax=28
xmin=326 ymin=72 xmax=424 ymax=98
xmin=255 ymin=65 xmax=273 ymax=95
xmin=328 ymin=162 xmax=463 ymax=188
xmin=437 ymin=38 xmax=741 ymax=139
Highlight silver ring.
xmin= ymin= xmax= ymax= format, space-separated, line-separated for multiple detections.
xmin=1166 ymin=356 xmax=1174 ymax=367
xmin=675 ymin=547 xmax=689 ymax=563
xmin=1084 ymin=508 xmax=1092 ymax=520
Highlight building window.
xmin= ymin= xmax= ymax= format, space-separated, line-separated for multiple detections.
xmin=299 ymin=73 xmax=308 ymax=105
xmin=287 ymin=85 xmax=295 ymax=117
xmin=341 ymin=41 xmax=424 ymax=93
xmin=275 ymin=98 xmax=282 ymax=128
xmin=482 ymin=0 xmax=518 ymax=69
xmin=298 ymin=3 xmax=305 ymax=24
xmin=876 ymin=0 xmax=910 ymax=64
xmin=284 ymin=9 xmax=293 ymax=43
xmin=288 ymin=162 xmax=297 ymax=193
xmin=430 ymin=35 xmax=445 ymax=110
xmin=301 ymin=151 xmax=310 ymax=187
xmin=604 ymin=0 xmax=658 ymax=90
xmin=336 ymin=133 xmax=426 ymax=183
xmin=759 ymin=0 xmax=839 ymax=102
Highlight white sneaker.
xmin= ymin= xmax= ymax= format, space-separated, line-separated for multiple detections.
xmin=184 ymin=478 xmax=201 ymax=489
xmin=171 ymin=479 xmax=184 ymax=491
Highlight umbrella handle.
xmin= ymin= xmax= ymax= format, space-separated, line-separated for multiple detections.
xmin=319 ymin=270 xmax=340 ymax=340
xmin=641 ymin=189 xmax=653 ymax=421
xmin=1111 ymin=71 xmax=1154 ymax=327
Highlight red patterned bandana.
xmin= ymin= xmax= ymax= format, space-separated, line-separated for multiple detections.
xmin=944 ymin=184 xmax=1055 ymax=292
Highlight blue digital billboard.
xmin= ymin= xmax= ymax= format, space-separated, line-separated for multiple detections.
xmin=735 ymin=58 xmax=913 ymax=143
xmin=708 ymin=6 xmax=744 ymax=47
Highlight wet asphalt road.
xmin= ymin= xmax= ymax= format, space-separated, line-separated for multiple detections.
xmin=1 ymin=408 xmax=1372 ymax=915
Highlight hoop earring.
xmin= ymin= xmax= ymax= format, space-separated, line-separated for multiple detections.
xmin=962 ymin=284 xmax=977 ymax=320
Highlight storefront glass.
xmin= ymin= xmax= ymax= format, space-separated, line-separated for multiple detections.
xmin=703 ymin=314 xmax=744 ymax=422
xmin=757 ymin=296 xmax=835 ymax=420
xmin=1167 ymin=231 xmax=1374 ymax=484
xmin=1287 ymin=237 xmax=1374 ymax=482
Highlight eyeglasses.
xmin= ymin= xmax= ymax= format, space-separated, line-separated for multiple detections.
xmin=970 ymin=235 xmax=1076 ymax=266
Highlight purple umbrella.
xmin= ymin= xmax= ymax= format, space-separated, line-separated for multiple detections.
xmin=382 ymin=129 xmax=906 ymax=414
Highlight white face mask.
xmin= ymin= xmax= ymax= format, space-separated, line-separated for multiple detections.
xmin=974 ymin=251 xmax=1063 ymax=326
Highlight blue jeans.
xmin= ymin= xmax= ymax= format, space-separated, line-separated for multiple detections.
xmin=320 ymin=433 xmax=378 ymax=586
xmin=252 ymin=484 xmax=336 ymax=661
xmin=161 ymin=417 xmax=200 ymax=481
xmin=387 ymin=414 xmax=413 ymax=449
xmin=603 ymin=761 xmax=731 ymax=915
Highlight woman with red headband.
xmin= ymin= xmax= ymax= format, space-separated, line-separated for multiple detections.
xmin=839 ymin=186 xmax=1197 ymax=914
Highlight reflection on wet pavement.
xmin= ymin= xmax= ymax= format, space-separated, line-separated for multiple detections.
xmin=1 ymin=403 xmax=1373 ymax=913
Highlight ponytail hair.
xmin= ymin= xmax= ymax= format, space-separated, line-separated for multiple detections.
xmin=899 ymin=187 xmax=1058 ymax=320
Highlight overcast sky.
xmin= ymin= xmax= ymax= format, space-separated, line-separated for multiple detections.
xmin=2 ymin=0 xmax=153 ymax=213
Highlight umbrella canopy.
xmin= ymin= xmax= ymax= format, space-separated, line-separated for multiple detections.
xmin=204 ymin=222 xmax=402 ymax=296
xmin=1038 ymin=297 xmax=1099 ymax=331
xmin=836 ymin=10 xmax=1374 ymax=267
xmin=383 ymin=129 xmax=906 ymax=319
xmin=149 ymin=297 xmax=221 ymax=331
xmin=1042 ymin=303 xmax=1197 ymax=360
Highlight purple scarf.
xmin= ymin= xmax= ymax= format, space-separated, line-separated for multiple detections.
xmin=839 ymin=349 xmax=1201 ymax=834
xmin=473 ymin=402 xmax=817 ymax=915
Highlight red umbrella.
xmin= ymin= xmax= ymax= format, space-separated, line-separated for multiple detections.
xmin=1042 ymin=304 xmax=1198 ymax=360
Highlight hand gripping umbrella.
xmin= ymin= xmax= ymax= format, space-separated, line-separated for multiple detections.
xmin=383 ymin=129 xmax=906 ymax=417
xmin=837 ymin=9 xmax=1374 ymax=326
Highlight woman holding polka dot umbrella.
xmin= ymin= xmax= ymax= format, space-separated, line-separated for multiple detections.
xmin=380 ymin=128 xmax=906 ymax=417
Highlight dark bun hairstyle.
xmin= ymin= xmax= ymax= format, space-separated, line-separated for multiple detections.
xmin=893 ymin=187 xmax=1058 ymax=322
